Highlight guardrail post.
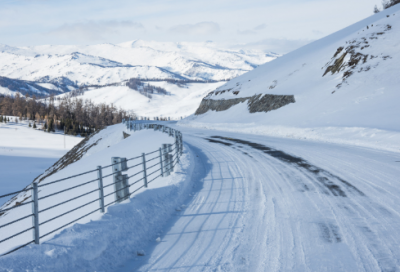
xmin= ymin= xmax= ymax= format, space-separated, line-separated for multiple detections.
xmin=175 ymin=135 xmax=180 ymax=164
xmin=162 ymin=144 xmax=170 ymax=176
xmin=169 ymin=154 xmax=174 ymax=172
xmin=31 ymin=182 xmax=39 ymax=244
xmin=112 ymin=157 xmax=129 ymax=202
xmin=159 ymin=147 xmax=164 ymax=177
xmin=168 ymin=144 xmax=174 ymax=172
xmin=142 ymin=153 xmax=148 ymax=188
xmin=179 ymin=133 xmax=183 ymax=155
xmin=97 ymin=166 xmax=105 ymax=213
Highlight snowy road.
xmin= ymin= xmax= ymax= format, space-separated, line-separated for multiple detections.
xmin=120 ymin=127 xmax=400 ymax=272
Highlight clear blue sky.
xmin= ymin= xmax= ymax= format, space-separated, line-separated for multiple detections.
xmin=0 ymin=0 xmax=382 ymax=53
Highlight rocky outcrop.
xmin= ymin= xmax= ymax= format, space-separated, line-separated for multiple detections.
xmin=195 ymin=94 xmax=295 ymax=115
xmin=247 ymin=94 xmax=295 ymax=113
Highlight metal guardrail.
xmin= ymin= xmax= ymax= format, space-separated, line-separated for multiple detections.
xmin=0 ymin=121 xmax=183 ymax=256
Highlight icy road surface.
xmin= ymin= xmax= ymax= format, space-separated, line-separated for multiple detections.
xmin=121 ymin=126 xmax=400 ymax=272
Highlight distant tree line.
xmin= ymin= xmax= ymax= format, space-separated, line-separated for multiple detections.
xmin=43 ymin=77 xmax=231 ymax=100
xmin=0 ymin=93 xmax=135 ymax=137
xmin=374 ymin=0 xmax=400 ymax=13
xmin=128 ymin=77 xmax=231 ymax=85
xmin=126 ymin=79 xmax=169 ymax=99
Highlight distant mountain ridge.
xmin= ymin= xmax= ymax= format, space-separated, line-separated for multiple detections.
xmin=0 ymin=40 xmax=278 ymax=97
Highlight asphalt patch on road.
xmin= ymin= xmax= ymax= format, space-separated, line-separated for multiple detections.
xmin=206 ymin=138 xmax=233 ymax=147
xmin=206 ymin=136 xmax=365 ymax=197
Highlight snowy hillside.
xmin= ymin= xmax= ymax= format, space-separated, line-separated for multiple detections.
xmin=56 ymin=82 xmax=226 ymax=119
xmin=0 ymin=40 xmax=277 ymax=97
xmin=182 ymin=5 xmax=400 ymax=152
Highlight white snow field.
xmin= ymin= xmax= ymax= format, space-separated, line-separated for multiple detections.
xmin=0 ymin=123 xmax=399 ymax=272
xmin=56 ymin=82 xmax=226 ymax=119
xmin=181 ymin=5 xmax=400 ymax=153
xmin=0 ymin=118 xmax=82 ymax=207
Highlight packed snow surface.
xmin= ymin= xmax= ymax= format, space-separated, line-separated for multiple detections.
xmin=0 ymin=123 xmax=399 ymax=272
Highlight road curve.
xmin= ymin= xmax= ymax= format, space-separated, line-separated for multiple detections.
xmin=123 ymin=127 xmax=400 ymax=272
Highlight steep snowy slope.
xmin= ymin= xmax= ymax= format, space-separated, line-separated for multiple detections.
xmin=0 ymin=76 xmax=64 ymax=96
xmin=182 ymin=6 xmax=400 ymax=151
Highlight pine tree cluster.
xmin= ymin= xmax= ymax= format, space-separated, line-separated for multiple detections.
xmin=0 ymin=115 xmax=10 ymax=123
xmin=0 ymin=93 xmax=135 ymax=137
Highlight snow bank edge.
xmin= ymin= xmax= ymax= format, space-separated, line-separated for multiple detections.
xmin=178 ymin=121 xmax=400 ymax=153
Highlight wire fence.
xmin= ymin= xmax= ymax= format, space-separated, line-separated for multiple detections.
xmin=0 ymin=121 xmax=183 ymax=257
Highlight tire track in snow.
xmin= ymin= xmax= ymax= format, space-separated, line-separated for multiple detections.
xmin=126 ymin=131 xmax=400 ymax=272
xmin=207 ymin=136 xmax=400 ymax=272
xmin=134 ymin=139 xmax=247 ymax=271
xmin=186 ymin=149 xmax=245 ymax=271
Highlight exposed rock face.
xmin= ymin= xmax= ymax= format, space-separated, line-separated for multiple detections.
xmin=247 ymin=94 xmax=295 ymax=113
xmin=195 ymin=97 xmax=248 ymax=115
xmin=195 ymin=94 xmax=295 ymax=115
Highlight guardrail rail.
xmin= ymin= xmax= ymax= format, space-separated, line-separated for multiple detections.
xmin=0 ymin=121 xmax=183 ymax=256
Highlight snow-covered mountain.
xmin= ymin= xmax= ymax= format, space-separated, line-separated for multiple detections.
xmin=0 ymin=40 xmax=278 ymax=97
xmin=182 ymin=5 xmax=400 ymax=150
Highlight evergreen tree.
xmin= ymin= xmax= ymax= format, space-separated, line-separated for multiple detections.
xmin=33 ymin=123 xmax=37 ymax=129
xmin=47 ymin=119 xmax=52 ymax=132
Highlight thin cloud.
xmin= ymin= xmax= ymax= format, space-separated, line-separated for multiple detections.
xmin=169 ymin=22 xmax=220 ymax=35
xmin=237 ymin=24 xmax=267 ymax=35
xmin=253 ymin=24 xmax=266 ymax=30
xmin=312 ymin=30 xmax=323 ymax=36
xmin=47 ymin=20 xmax=144 ymax=41
xmin=232 ymin=38 xmax=314 ymax=54
xmin=237 ymin=29 xmax=256 ymax=35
